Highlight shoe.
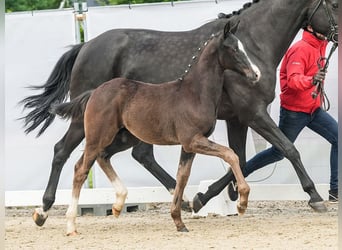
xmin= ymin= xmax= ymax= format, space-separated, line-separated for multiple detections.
xmin=329 ymin=189 xmax=338 ymax=203
xmin=227 ymin=181 xmax=238 ymax=201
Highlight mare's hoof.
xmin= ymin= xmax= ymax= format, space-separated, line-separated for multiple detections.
xmin=308 ymin=201 xmax=327 ymax=213
xmin=66 ymin=231 xmax=78 ymax=236
xmin=32 ymin=209 xmax=48 ymax=227
xmin=192 ymin=193 xmax=204 ymax=213
xmin=178 ymin=226 xmax=189 ymax=232
xmin=181 ymin=201 xmax=192 ymax=212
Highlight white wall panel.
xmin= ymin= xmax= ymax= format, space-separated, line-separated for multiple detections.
xmin=5 ymin=1 xmax=338 ymax=192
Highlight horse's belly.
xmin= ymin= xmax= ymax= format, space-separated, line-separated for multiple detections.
xmin=126 ymin=124 xmax=179 ymax=146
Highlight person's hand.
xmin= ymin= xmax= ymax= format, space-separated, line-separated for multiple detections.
xmin=312 ymin=69 xmax=326 ymax=85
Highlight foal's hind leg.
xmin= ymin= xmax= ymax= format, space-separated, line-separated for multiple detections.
xmin=33 ymin=120 xmax=85 ymax=227
xmin=171 ymin=148 xmax=195 ymax=232
xmin=96 ymin=157 xmax=128 ymax=217
xmin=185 ymin=135 xmax=250 ymax=214
xmin=65 ymin=153 xmax=96 ymax=236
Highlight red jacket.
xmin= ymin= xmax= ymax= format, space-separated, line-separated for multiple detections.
xmin=279 ymin=30 xmax=328 ymax=114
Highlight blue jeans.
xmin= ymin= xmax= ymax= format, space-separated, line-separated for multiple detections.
xmin=243 ymin=107 xmax=338 ymax=191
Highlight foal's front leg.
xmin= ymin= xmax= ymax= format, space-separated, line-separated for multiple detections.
xmin=171 ymin=148 xmax=195 ymax=232
xmin=186 ymin=135 xmax=250 ymax=214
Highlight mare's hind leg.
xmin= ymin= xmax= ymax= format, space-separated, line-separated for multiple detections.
xmin=131 ymin=142 xmax=191 ymax=211
xmin=96 ymin=156 xmax=128 ymax=217
xmin=185 ymin=135 xmax=250 ymax=215
xmin=171 ymin=148 xmax=195 ymax=232
xmin=33 ymin=119 xmax=85 ymax=227
xmin=132 ymin=142 xmax=177 ymax=194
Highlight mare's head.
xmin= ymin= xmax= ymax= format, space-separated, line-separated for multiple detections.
xmin=306 ymin=0 xmax=338 ymax=43
xmin=218 ymin=22 xmax=261 ymax=84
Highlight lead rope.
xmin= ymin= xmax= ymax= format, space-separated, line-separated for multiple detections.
xmin=311 ymin=42 xmax=337 ymax=111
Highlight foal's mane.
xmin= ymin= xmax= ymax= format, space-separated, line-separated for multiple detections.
xmin=178 ymin=32 xmax=219 ymax=82
xmin=218 ymin=0 xmax=260 ymax=19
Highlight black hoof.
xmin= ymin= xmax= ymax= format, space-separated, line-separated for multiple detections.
xmin=181 ymin=201 xmax=193 ymax=212
xmin=178 ymin=226 xmax=189 ymax=232
xmin=32 ymin=212 xmax=48 ymax=227
xmin=308 ymin=201 xmax=327 ymax=213
xmin=192 ymin=193 xmax=204 ymax=213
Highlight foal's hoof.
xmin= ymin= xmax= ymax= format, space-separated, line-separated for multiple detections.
xmin=32 ymin=208 xmax=48 ymax=227
xmin=192 ymin=193 xmax=204 ymax=213
xmin=112 ymin=207 xmax=122 ymax=218
xmin=66 ymin=231 xmax=78 ymax=236
xmin=308 ymin=200 xmax=327 ymax=213
xmin=237 ymin=203 xmax=247 ymax=215
xmin=177 ymin=226 xmax=189 ymax=232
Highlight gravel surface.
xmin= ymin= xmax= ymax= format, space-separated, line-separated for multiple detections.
xmin=5 ymin=201 xmax=338 ymax=249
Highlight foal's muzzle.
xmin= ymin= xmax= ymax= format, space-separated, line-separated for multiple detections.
xmin=245 ymin=64 xmax=261 ymax=84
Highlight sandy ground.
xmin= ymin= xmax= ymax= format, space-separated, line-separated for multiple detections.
xmin=5 ymin=201 xmax=338 ymax=250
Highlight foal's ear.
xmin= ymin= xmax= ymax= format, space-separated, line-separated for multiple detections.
xmin=224 ymin=21 xmax=240 ymax=37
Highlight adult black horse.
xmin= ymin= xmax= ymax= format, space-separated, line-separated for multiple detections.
xmin=20 ymin=0 xmax=338 ymax=226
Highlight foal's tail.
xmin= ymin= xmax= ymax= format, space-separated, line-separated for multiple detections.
xmin=19 ymin=43 xmax=85 ymax=136
xmin=50 ymin=90 xmax=92 ymax=120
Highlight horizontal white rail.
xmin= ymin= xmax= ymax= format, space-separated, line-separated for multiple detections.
xmin=5 ymin=184 xmax=329 ymax=207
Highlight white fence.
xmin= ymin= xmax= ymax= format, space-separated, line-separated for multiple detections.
xmin=5 ymin=0 xmax=337 ymax=206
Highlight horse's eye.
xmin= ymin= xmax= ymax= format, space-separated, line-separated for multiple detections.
xmin=332 ymin=3 xmax=338 ymax=9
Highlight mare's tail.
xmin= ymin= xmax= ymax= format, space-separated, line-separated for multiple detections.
xmin=19 ymin=43 xmax=85 ymax=136
xmin=50 ymin=90 xmax=92 ymax=120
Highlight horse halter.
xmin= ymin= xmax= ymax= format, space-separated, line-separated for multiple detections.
xmin=306 ymin=0 xmax=337 ymax=111
xmin=307 ymin=0 xmax=338 ymax=44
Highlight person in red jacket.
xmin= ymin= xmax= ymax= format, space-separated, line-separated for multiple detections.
xmin=229 ymin=25 xmax=338 ymax=202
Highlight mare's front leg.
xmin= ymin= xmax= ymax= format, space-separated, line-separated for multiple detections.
xmin=248 ymin=111 xmax=325 ymax=211
xmin=186 ymin=134 xmax=250 ymax=214
xmin=171 ymin=149 xmax=195 ymax=232
xmin=33 ymin=119 xmax=85 ymax=227
xmin=194 ymin=111 xmax=326 ymax=213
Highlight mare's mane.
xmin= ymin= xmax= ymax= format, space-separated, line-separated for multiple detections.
xmin=218 ymin=0 xmax=260 ymax=19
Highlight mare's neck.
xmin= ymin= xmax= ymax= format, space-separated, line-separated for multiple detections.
xmin=237 ymin=0 xmax=310 ymax=66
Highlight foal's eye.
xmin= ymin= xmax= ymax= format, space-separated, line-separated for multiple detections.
xmin=231 ymin=47 xmax=238 ymax=52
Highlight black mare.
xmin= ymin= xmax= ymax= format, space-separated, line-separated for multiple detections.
xmin=20 ymin=0 xmax=338 ymax=226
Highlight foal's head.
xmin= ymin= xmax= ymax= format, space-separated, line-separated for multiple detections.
xmin=219 ymin=22 xmax=261 ymax=84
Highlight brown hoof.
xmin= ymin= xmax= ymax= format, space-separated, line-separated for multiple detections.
xmin=237 ymin=204 xmax=247 ymax=215
xmin=66 ymin=231 xmax=78 ymax=236
xmin=112 ymin=207 xmax=121 ymax=218
xmin=32 ymin=210 xmax=48 ymax=227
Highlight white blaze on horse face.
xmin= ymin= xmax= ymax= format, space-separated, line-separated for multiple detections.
xmin=237 ymin=40 xmax=261 ymax=82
